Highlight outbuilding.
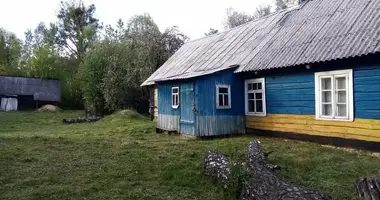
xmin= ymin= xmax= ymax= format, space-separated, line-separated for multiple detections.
xmin=0 ymin=75 xmax=61 ymax=111
xmin=142 ymin=0 xmax=380 ymax=148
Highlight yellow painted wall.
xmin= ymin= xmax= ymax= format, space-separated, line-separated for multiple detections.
xmin=246 ymin=114 xmax=380 ymax=142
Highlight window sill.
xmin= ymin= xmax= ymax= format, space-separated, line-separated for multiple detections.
xmin=216 ymin=106 xmax=231 ymax=109
xmin=246 ymin=113 xmax=266 ymax=117
xmin=315 ymin=116 xmax=354 ymax=122
xmin=172 ymin=106 xmax=179 ymax=109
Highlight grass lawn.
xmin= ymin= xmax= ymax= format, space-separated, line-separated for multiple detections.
xmin=1 ymin=111 xmax=380 ymax=200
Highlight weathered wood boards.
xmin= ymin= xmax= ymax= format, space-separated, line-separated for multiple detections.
xmin=357 ymin=173 xmax=380 ymax=200
xmin=204 ymin=140 xmax=331 ymax=200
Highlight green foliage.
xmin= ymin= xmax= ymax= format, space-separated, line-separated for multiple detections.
xmin=57 ymin=0 xmax=102 ymax=59
xmin=0 ymin=28 xmax=23 ymax=75
xmin=80 ymin=14 xmax=188 ymax=114
xmin=1 ymin=111 xmax=380 ymax=199
xmin=78 ymin=41 xmax=108 ymax=113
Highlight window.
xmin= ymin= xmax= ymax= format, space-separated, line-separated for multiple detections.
xmin=216 ymin=85 xmax=231 ymax=109
xmin=245 ymin=78 xmax=266 ymax=116
xmin=315 ymin=69 xmax=353 ymax=121
xmin=172 ymin=87 xmax=179 ymax=108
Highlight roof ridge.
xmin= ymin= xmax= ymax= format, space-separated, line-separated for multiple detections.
xmin=185 ymin=4 xmax=302 ymax=45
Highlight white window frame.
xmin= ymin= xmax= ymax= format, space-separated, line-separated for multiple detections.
xmin=315 ymin=69 xmax=354 ymax=121
xmin=245 ymin=78 xmax=266 ymax=116
xmin=216 ymin=84 xmax=231 ymax=109
xmin=171 ymin=87 xmax=179 ymax=109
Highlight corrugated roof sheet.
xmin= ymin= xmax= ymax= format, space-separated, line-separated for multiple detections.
xmin=142 ymin=0 xmax=380 ymax=86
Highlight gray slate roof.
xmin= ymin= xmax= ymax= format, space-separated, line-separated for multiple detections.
xmin=0 ymin=76 xmax=61 ymax=101
xmin=142 ymin=0 xmax=380 ymax=86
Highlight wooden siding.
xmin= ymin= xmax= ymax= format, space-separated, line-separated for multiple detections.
xmin=266 ymin=73 xmax=315 ymax=115
xmin=195 ymin=68 xmax=245 ymax=116
xmin=247 ymin=114 xmax=380 ymax=142
xmin=197 ymin=116 xmax=245 ymax=136
xmin=244 ymin=62 xmax=380 ymax=142
xmin=354 ymin=66 xmax=380 ymax=119
xmin=195 ymin=68 xmax=245 ymax=136
xmin=157 ymin=114 xmax=179 ymax=131
xmin=154 ymin=88 xmax=158 ymax=120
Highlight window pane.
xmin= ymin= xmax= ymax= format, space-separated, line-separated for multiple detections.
xmin=253 ymin=83 xmax=257 ymax=90
xmin=172 ymin=95 xmax=175 ymax=105
xmin=224 ymin=95 xmax=229 ymax=106
xmin=322 ymin=78 xmax=331 ymax=90
xmin=248 ymin=84 xmax=252 ymax=90
xmin=256 ymin=100 xmax=263 ymax=112
xmin=322 ymin=91 xmax=332 ymax=103
xmin=248 ymin=93 xmax=255 ymax=100
xmin=257 ymin=82 xmax=262 ymax=89
xmin=337 ymin=104 xmax=347 ymax=117
xmin=248 ymin=100 xmax=255 ymax=112
xmin=337 ymin=91 xmax=346 ymax=103
xmin=255 ymin=93 xmax=262 ymax=100
xmin=218 ymin=94 xmax=224 ymax=106
xmin=336 ymin=77 xmax=346 ymax=90
xmin=219 ymin=87 xmax=228 ymax=93
xmin=322 ymin=104 xmax=332 ymax=116
xmin=175 ymin=95 xmax=179 ymax=106
xmin=172 ymin=88 xmax=178 ymax=93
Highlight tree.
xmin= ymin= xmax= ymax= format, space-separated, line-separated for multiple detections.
xmin=56 ymin=0 xmax=102 ymax=59
xmin=104 ymin=19 xmax=126 ymax=42
xmin=205 ymin=28 xmax=219 ymax=36
xmin=160 ymin=26 xmax=189 ymax=65
xmin=80 ymin=15 xmax=188 ymax=114
xmin=224 ymin=7 xmax=255 ymax=29
xmin=0 ymin=28 xmax=22 ymax=75
xmin=274 ymin=0 xmax=288 ymax=11
xmin=223 ymin=5 xmax=272 ymax=29
xmin=254 ymin=5 xmax=272 ymax=18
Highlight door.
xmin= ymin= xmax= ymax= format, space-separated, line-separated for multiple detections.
xmin=180 ymin=83 xmax=195 ymax=135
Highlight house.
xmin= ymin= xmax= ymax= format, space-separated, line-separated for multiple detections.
xmin=0 ymin=75 xmax=61 ymax=111
xmin=142 ymin=0 xmax=380 ymax=149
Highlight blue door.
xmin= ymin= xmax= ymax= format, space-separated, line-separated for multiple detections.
xmin=180 ymin=83 xmax=195 ymax=135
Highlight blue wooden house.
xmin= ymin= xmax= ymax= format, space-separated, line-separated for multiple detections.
xmin=142 ymin=0 xmax=380 ymax=148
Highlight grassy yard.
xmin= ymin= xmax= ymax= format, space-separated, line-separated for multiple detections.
xmin=0 ymin=111 xmax=380 ymax=200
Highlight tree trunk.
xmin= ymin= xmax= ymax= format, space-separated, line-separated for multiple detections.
xmin=241 ymin=141 xmax=331 ymax=200
xmin=357 ymin=173 xmax=380 ymax=200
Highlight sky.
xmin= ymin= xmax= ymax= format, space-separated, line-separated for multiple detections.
xmin=0 ymin=0 xmax=272 ymax=41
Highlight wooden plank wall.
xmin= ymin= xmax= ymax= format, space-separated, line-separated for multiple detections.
xmin=154 ymin=88 xmax=158 ymax=120
xmin=247 ymin=114 xmax=380 ymax=142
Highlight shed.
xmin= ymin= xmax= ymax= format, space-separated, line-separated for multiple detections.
xmin=0 ymin=75 xmax=61 ymax=111
xmin=142 ymin=0 xmax=380 ymax=148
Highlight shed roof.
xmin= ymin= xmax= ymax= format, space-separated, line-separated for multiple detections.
xmin=0 ymin=76 xmax=61 ymax=102
xmin=142 ymin=0 xmax=380 ymax=86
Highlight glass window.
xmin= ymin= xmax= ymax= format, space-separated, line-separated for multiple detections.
xmin=216 ymin=85 xmax=231 ymax=109
xmin=245 ymin=78 xmax=266 ymax=116
xmin=172 ymin=87 xmax=179 ymax=108
xmin=315 ymin=70 xmax=353 ymax=121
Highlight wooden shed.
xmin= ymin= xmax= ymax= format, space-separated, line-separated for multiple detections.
xmin=0 ymin=75 xmax=61 ymax=111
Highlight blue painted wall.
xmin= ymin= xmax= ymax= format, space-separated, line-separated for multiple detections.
xmin=157 ymin=83 xmax=180 ymax=116
xmin=266 ymin=73 xmax=315 ymax=115
xmin=245 ymin=62 xmax=380 ymax=119
xmin=354 ymin=65 xmax=380 ymax=119
xmin=195 ymin=68 xmax=245 ymax=116
xmin=156 ymin=68 xmax=246 ymax=136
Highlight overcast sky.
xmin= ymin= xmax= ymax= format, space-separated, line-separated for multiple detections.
xmin=0 ymin=0 xmax=273 ymax=41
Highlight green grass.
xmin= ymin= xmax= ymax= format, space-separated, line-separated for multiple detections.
xmin=0 ymin=111 xmax=379 ymax=200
